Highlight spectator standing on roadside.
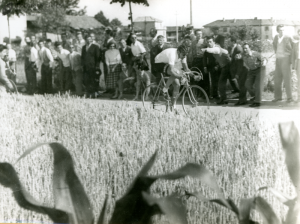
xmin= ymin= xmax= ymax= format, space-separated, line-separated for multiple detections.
xmin=75 ymin=31 xmax=86 ymax=56
xmin=61 ymin=33 xmax=72 ymax=52
xmin=23 ymin=37 xmax=33 ymax=93
xmin=82 ymin=35 xmax=100 ymax=98
xmin=190 ymin=29 xmax=208 ymax=96
xmin=105 ymin=42 xmax=122 ymax=99
xmin=292 ymin=29 xmax=300 ymax=103
xmin=69 ymin=44 xmax=83 ymax=96
xmin=243 ymin=43 xmax=266 ymax=107
xmin=38 ymin=40 xmax=54 ymax=94
xmin=228 ymin=37 xmax=248 ymax=105
xmin=0 ymin=44 xmax=14 ymax=93
xmin=6 ymin=44 xmax=16 ymax=73
xmin=272 ymin=24 xmax=294 ymax=103
xmin=212 ymin=27 xmax=225 ymax=48
xmin=202 ymin=36 xmax=233 ymax=105
xmin=151 ymin=35 xmax=170 ymax=84
xmin=56 ymin=42 xmax=72 ymax=92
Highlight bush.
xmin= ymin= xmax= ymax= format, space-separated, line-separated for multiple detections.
xmin=3 ymin=36 xmax=22 ymax=46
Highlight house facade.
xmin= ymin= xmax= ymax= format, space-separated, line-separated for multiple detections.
xmin=203 ymin=18 xmax=300 ymax=40
xmin=133 ymin=16 xmax=166 ymax=38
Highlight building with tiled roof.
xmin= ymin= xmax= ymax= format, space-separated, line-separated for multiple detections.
xmin=203 ymin=17 xmax=300 ymax=40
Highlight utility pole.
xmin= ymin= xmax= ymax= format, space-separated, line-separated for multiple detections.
xmin=190 ymin=0 xmax=192 ymax=25
xmin=175 ymin=11 xmax=178 ymax=42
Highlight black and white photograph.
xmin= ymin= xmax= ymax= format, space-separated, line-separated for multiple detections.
xmin=0 ymin=0 xmax=300 ymax=223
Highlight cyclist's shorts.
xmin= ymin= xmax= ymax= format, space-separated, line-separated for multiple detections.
xmin=154 ymin=63 xmax=170 ymax=76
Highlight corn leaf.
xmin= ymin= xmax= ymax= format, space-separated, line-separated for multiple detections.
xmin=17 ymin=142 xmax=94 ymax=224
xmin=97 ymin=196 xmax=108 ymax=224
xmin=253 ymin=197 xmax=281 ymax=224
xmin=238 ymin=198 xmax=255 ymax=224
xmin=278 ymin=122 xmax=300 ymax=194
xmin=0 ymin=162 xmax=68 ymax=223
xmin=110 ymin=152 xmax=206 ymax=224
xmin=155 ymin=164 xmax=222 ymax=193
xmin=258 ymin=187 xmax=295 ymax=206
xmin=142 ymin=192 xmax=188 ymax=224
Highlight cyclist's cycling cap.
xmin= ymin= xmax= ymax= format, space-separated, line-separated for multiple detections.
xmin=177 ymin=45 xmax=190 ymax=56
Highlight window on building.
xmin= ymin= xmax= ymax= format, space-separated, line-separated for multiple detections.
xmin=266 ymin=35 xmax=269 ymax=39
xmin=223 ymin=27 xmax=227 ymax=32
xmin=265 ymin=26 xmax=269 ymax=31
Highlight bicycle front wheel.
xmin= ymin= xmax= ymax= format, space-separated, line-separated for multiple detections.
xmin=182 ymin=85 xmax=209 ymax=115
xmin=142 ymin=83 xmax=171 ymax=113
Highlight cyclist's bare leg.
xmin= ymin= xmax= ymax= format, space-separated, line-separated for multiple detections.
xmin=132 ymin=70 xmax=142 ymax=101
xmin=172 ymin=79 xmax=180 ymax=108
xmin=163 ymin=72 xmax=182 ymax=92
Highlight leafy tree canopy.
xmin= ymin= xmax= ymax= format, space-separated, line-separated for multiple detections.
xmin=94 ymin=10 xmax=110 ymax=27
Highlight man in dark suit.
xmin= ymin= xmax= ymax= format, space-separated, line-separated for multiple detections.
xmin=272 ymin=24 xmax=294 ymax=103
xmin=150 ymin=35 xmax=170 ymax=83
xmin=81 ymin=35 xmax=100 ymax=98
xmin=228 ymin=36 xmax=248 ymax=105
xmin=203 ymin=37 xmax=220 ymax=100
xmin=292 ymin=29 xmax=300 ymax=103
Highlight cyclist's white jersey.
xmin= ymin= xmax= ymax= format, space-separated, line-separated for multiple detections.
xmin=155 ymin=48 xmax=187 ymax=73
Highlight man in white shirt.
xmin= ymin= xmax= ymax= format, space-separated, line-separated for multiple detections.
xmin=6 ymin=44 xmax=16 ymax=72
xmin=56 ymin=42 xmax=72 ymax=92
xmin=75 ymin=32 xmax=86 ymax=56
xmin=38 ymin=40 xmax=54 ymax=94
xmin=272 ymin=24 xmax=294 ymax=103
xmin=154 ymin=45 xmax=197 ymax=105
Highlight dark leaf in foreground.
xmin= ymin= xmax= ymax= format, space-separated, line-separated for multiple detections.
xmin=17 ymin=142 xmax=94 ymax=224
xmin=142 ymin=192 xmax=187 ymax=224
xmin=0 ymin=162 xmax=68 ymax=223
xmin=110 ymin=152 xmax=204 ymax=224
xmin=278 ymin=122 xmax=300 ymax=224
xmin=278 ymin=122 xmax=300 ymax=193
xmin=97 ymin=196 xmax=108 ymax=224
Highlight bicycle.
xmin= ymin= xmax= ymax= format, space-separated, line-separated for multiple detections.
xmin=142 ymin=70 xmax=210 ymax=115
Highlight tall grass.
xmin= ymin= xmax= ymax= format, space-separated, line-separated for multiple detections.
xmin=0 ymin=94 xmax=294 ymax=223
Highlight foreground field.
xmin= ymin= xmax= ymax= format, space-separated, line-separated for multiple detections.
xmin=0 ymin=94 xmax=296 ymax=224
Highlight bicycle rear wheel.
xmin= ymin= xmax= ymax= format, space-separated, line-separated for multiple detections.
xmin=182 ymin=85 xmax=209 ymax=115
xmin=142 ymin=83 xmax=171 ymax=113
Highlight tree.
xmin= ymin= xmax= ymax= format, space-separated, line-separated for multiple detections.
xmin=94 ymin=11 xmax=110 ymax=27
xmin=0 ymin=0 xmax=39 ymax=43
xmin=110 ymin=0 xmax=149 ymax=31
xmin=37 ymin=0 xmax=86 ymax=16
xmin=34 ymin=0 xmax=69 ymax=39
xmin=110 ymin=18 xmax=122 ymax=27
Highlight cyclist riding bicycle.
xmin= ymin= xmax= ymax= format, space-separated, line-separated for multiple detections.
xmin=154 ymin=45 xmax=200 ymax=104
xmin=0 ymin=44 xmax=14 ymax=93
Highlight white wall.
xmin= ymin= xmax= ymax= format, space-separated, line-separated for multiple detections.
xmin=0 ymin=13 xmax=27 ymax=45
xmin=271 ymin=25 xmax=295 ymax=38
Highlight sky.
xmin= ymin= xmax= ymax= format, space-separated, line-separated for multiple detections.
xmin=78 ymin=0 xmax=300 ymax=28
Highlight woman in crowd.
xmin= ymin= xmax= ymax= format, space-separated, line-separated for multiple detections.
xmin=105 ymin=42 xmax=122 ymax=99
xmin=0 ymin=44 xmax=14 ymax=93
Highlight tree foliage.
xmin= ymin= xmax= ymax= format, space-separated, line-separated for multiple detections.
xmin=94 ymin=11 xmax=110 ymax=27
xmin=110 ymin=18 xmax=122 ymax=28
xmin=0 ymin=0 xmax=39 ymax=17
xmin=110 ymin=0 xmax=149 ymax=7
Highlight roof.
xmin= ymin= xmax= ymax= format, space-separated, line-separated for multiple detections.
xmin=134 ymin=16 xmax=162 ymax=23
xmin=26 ymin=15 xmax=105 ymax=29
xmin=203 ymin=19 xmax=300 ymax=27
